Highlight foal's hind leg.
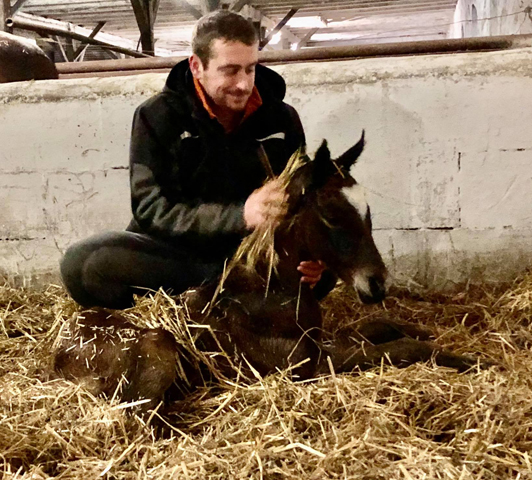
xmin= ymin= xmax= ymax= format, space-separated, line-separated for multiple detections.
xmin=54 ymin=310 xmax=178 ymax=411
xmin=121 ymin=329 xmax=178 ymax=410
xmin=352 ymin=319 xmax=433 ymax=344
xmin=318 ymin=337 xmax=482 ymax=374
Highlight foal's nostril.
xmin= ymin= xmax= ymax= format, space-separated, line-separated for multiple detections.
xmin=369 ymin=276 xmax=386 ymax=302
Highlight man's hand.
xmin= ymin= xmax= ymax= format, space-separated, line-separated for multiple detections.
xmin=244 ymin=179 xmax=287 ymax=229
xmin=298 ymin=260 xmax=326 ymax=288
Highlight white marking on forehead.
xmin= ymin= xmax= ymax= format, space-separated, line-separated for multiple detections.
xmin=342 ymin=183 xmax=368 ymax=218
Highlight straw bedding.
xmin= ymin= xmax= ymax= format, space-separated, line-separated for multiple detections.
xmin=1 ymin=273 xmax=532 ymax=479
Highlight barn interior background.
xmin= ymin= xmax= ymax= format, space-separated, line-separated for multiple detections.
xmin=2 ymin=2 xmax=532 ymax=479
xmin=1 ymin=0 xmax=531 ymax=289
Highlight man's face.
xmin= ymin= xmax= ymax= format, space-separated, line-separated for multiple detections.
xmin=190 ymin=38 xmax=259 ymax=113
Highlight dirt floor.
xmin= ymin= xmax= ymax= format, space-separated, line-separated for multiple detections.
xmin=1 ymin=273 xmax=532 ymax=479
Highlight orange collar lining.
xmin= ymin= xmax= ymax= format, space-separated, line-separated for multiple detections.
xmin=193 ymin=77 xmax=263 ymax=124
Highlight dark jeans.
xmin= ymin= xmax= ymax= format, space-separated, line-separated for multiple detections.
xmin=60 ymin=231 xmax=226 ymax=309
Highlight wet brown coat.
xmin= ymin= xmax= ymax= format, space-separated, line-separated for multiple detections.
xmin=54 ymin=135 xmax=483 ymax=411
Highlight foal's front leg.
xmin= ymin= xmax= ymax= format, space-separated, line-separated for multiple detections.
xmin=354 ymin=318 xmax=433 ymax=344
xmin=317 ymin=335 xmax=485 ymax=374
xmin=321 ymin=337 xmax=482 ymax=373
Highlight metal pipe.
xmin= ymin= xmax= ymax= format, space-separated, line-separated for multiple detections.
xmin=58 ymin=55 xmax=185 ymax=74
xmin=260 ymin=34 xmax=532 ymax=62
xmin=59 ymin=68 xmax=171 ymax=79
xmin=6 ymin=15 xmax=149 ymax=59
xmin=54 ymin=33 xmax=532 ymax=76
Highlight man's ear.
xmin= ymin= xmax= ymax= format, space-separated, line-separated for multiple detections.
xmin=189 ymin=54 xmax=203 ymax=78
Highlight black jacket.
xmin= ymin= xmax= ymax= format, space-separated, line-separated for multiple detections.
xmin=127 ymin=59 xmax=305 ymax=261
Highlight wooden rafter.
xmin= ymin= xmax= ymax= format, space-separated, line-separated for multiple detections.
xmin=175 ymin=0 xmax=202 ymax=19
xmin=200 ymin=0 xmax=220 ymax=13
xmin=295 ymin=27 xmax=318 ymax=49
xmin=65 ymin=36 xmax=75 ymax=60
xmin=130 ymin=0 xmax=160 ymax=55
xmin=8 ymin=12 xmax=150 ymax=58
xmin=12 ymin=0 xmax=29 ymax=14
xmin=241 ymin=4 xmax=301 ymax=45
xmin=72 ymin=21 xmax=106 ymax=60
xmin=260 ymin=8 xmax=298 ymax=49
xmin=53 ymin=35 xmax=69 ymax=61
xmin=230 ymin=0 xmax=250 ymax=12
xmin=1 ymin=0 xmax=10 ymax=32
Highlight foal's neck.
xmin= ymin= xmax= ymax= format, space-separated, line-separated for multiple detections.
xmin=270 ymin=223 xmax=311 ymax=294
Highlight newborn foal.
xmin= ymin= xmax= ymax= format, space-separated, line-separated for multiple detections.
xmin=55 ymin=134 xmax=482 ymax=411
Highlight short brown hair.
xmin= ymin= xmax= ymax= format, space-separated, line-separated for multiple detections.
xmin=192 ymin=11 xmax=259 ymax=67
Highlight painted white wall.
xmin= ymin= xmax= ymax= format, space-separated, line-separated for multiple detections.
xmin=1 ymin=47 xmax=532 ymax=289
xmin=449 ymin=0 xmax=532 ymax=38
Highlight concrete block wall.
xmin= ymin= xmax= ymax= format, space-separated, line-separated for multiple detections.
xmin=1 ymin=47 xmax=532 ymax=289
xmin=449 ymin=0 xmax=532 ymax=38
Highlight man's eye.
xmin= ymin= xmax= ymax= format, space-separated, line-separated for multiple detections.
xmin=222 ymin=68 xmax=238 ymax=76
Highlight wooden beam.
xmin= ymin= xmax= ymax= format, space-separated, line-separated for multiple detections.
xmin=260 ymin=8 xmax=298 ymax=49
xmin=295 ymin=27 xmax=318 ymax=49
xmin=131 ymin=0 xmax=155 ymax=55
xmin=53 ymin=35 xmax=69 ymax=62
xmin=149 ymin=0 xmax=161 ymax=52
xmin=72 ymin=21 xmax=106 ymax=61
xmin=77 ymin=45 xmax=87 ymax=62
xmin=230 ymin=0 xmax=250 ymax=12
xmin=202 ymin=0 xmax=220 ymax=13
xmin=104 ymin=49 xmax=120 ymax=60
xmin=1 ymin=0 xmax=11 ymax=32
xmin=7 ymin=13 xmax=149 ymax=58
xmin=175 ymin=0 xmax=203 ymax=19
xmin=241 ymin=4 xmax=301 ymax=45
xmin=11 ymin=0 xmax=29 ymax=14
xmin=64 ymin=36 xmax=76 ymax=61
xmin=151 ymin=0 xmax=162 ymax=23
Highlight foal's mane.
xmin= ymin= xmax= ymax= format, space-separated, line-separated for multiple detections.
xmin=232 ymin=148 xmax=310 ymax=273
xmin=212 ymin=148 xmax=311 ymax=300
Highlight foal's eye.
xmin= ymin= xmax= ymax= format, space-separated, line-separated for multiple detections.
xmin=330 ymin=228 xmax=356 ymax=257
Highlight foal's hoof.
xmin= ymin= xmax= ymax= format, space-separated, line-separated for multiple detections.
xmin=434 ymin=350 xmax=496 ymax=372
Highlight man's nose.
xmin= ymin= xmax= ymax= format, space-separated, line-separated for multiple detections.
xmin=236 ymin=72 xmax=252 ymax=91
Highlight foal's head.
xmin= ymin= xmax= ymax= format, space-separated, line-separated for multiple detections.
xmin=284 ymin=132 xmax=387 ymax=303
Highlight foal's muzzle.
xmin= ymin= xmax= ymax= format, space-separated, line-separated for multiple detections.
xmin=355 ymin=273 xmax=387 ymax=304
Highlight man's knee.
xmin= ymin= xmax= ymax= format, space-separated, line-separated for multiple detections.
xmin=60 ymin=240 xmax=98 ymax=307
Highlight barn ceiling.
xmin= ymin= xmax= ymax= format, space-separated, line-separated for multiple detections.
xmin=9 ymin=0 xmax=460 ymax=58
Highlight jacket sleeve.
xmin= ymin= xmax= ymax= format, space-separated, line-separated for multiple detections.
xmin=129 ymin=102 xmax=247 ymax=239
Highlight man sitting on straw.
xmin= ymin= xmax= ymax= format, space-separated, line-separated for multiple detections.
xmin=60 ymin=10 xmax=335 ymax=309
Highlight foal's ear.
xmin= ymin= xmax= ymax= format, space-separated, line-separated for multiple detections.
xmin=310 ymin=131 xmax=365 ymax=189
xmin=335 ymin=130 xmax=365 ymax=171
xmin=310 ymin=139 xmax=333 ymax=189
